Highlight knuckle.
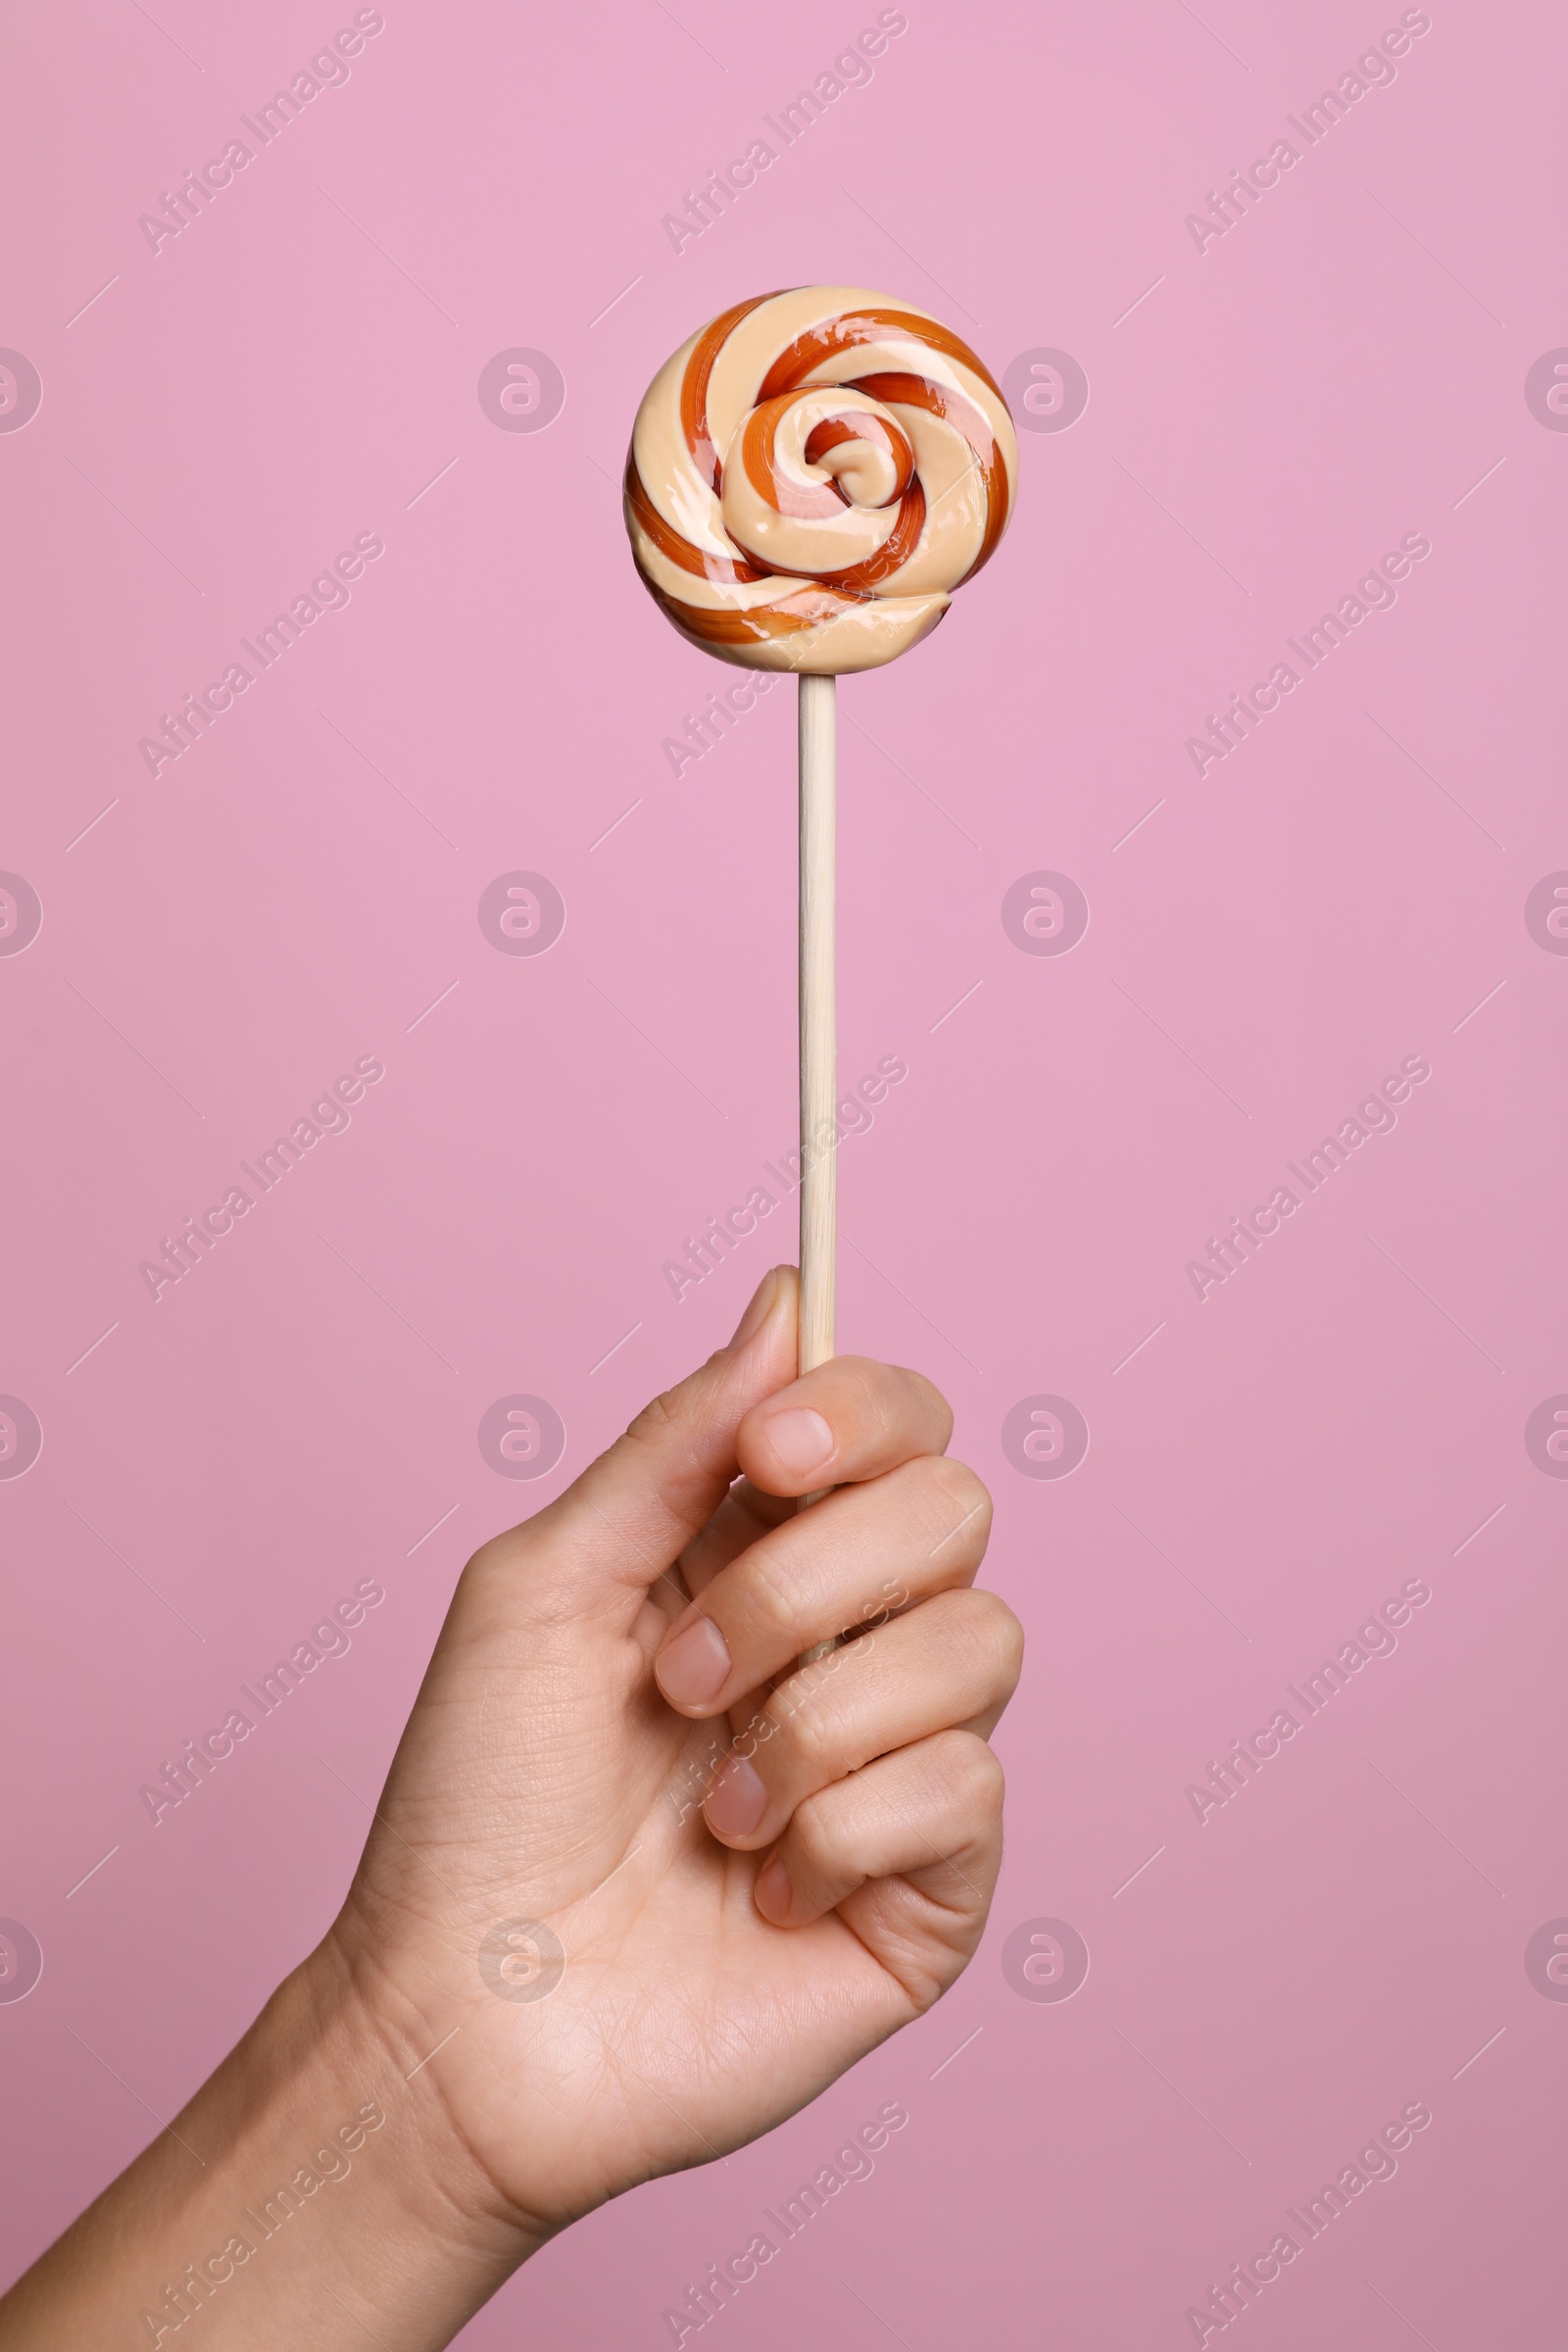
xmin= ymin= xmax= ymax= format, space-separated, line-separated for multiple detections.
xmin=901 ymin=1363 xmax=956 ymax=1445
xmin=915 ymin=1455 xmax=993 ymax=1548
xmin=836 ymin=1355 xmax=890 ymax=1423
xmin=978 ymin=1592 xmax=1025 ymax=1688
xmin=935 ymin=1588 xmax=1022 ymax=1692
xmin=787 ymin=1701 xmax=837 ymax=1781
xmin=933 ymin=1729 xmax=1005 ymax=1816
xmin=789 ymin=1785 xmax=851 ymax=1876
xmin=768 ymin=1676 xmax=837 ymax=1777
xmin=833 ymin=1357 xmax=952 ymax=1457
xmin=600 ymin=1396 xmax=691 ymax=1500
xmin=621 ymin=1381 xmax=687 ymax=1449
xmin=978 ymin=1592 xmax=1025 ymax=1685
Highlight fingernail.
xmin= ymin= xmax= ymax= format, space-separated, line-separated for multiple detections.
xmin=704 ymin=1752 xmax=768 ymax=1838
xmin=761 ymin=1406 xmax=834 ymax=1477
xmin=754 ymin=1855 xmax=793 ymax=1924
xmin=728 ymin=1268 xmax=779 ymax=1350
xmin=655 ymin=1615 xmax=732 ymax=1707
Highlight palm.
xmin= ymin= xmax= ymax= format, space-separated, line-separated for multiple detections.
xmin=336 ymin=1539 xmax=911 ymax=2229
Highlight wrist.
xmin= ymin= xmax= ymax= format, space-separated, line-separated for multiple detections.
xmin=275 ymin=1932 xmax=547 ymax=2322
xmin=0 ymin=1936 xmax=540 ymax=2352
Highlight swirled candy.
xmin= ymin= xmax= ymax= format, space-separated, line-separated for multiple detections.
xmin=625 ymin=285 xmax=1017 ymax=673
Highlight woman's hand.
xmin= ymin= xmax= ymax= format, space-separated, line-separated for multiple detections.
xmin=331 ymin=1262 xmax=1019 ymax=2239
xmin=0 ymin=1266 xmax=1018 ymax=2350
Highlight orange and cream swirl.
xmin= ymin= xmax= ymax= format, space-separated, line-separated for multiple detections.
xmin=624 ymin=285 xmax=1018 ymax=673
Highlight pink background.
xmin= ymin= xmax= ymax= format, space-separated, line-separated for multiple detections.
xmin=3 ymin=1 xmax=1565 ymax=2343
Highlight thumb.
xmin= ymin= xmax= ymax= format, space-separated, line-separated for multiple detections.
xmin=493 ymin=1267 xmax=798 ymax=1613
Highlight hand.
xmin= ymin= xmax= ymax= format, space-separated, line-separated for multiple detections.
xmin=328 ymin=1263 xmax=1019 ymax=2242
xmin=0 ymin=1266 xmax=1019 ymax=2350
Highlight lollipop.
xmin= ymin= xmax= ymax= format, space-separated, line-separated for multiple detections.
xmin=625 ymin=286 xmax=1017 ymax=1603
xmin=625 ymin=285 xmax=1015 ymax=674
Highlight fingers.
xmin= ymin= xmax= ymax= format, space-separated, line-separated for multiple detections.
xmin=674 ymin=1352 xmax=955 ymax=1610
xmin=736 ymin=1355 xmax=952 ymax=1498
xmin=655 ymin=1454 xmax=993 ymax=1715
xmin=468 ymin=1267 xmax=799 ymax=1615
xmin=696 ymin=1587 xmax=1022 ymax=1851
xmin=755 ymin=1731 xmax=1005 ymax=2002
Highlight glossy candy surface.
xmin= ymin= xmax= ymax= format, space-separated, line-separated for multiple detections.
xmin=625 ymin=285 xmax=1018 ymax=673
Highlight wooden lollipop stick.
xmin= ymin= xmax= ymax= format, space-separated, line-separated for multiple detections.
xmin=798 ymin=672 xmax=837 ymax=1390
xmin=797 ymin=674 xmax=838 ymax=1664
